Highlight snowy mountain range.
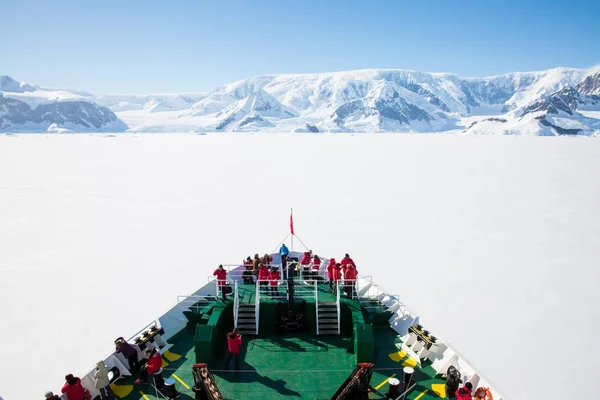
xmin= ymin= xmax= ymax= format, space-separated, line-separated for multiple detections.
xmin=2 ymin=66 xmax=600 ymax=135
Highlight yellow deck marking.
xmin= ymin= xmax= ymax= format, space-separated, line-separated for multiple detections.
xmin=388 ymin=349 xmax=407 ymax=362
xmin=139 ymin=390 xmax=150 ymax=400
xmin=171 ymin=373 xmax=191 ymax=389
xmin=110 ymin=383 xmax=133 ymax=398
xmin=164 ymin=350 xmax=182 ymax=362
xmin=401 ymin=357 xmax=418 ymax=368
xmin=162 ymin=358 xmax=169 ymax=368
xmin=431 ymin=383 xmax=446 ymax=398
xmin=414 ymin=389 xmax=429 ymax=400
xmin=374 ymin=373 xmax=397 ymax=390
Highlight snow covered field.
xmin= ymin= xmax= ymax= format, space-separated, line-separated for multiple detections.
xmin=0 ymin=133 xmax=599 ymax=400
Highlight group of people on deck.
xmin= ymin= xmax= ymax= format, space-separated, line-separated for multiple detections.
xmin=212 ymin=246 xmax=360 ymax=301
xmin=326 ymin=253 xmax=359 ymax=298
xmin=44 ymin=365 xmax=118 ymax=400
xmin=43 ymin=337 xmax=164 ymax=400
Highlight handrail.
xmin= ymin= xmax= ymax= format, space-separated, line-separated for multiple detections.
xmin=336 ymin=281 xmax=341 ymax=334
xmin=255 ymin=280 xmax=260 ymax=335
xmin=233 ymin=281 xmax=239 ymax=328
xmin=176 ymin=295 xmax=217 ymax=312
xmin=314 ymin=280 xmax=319 ymax=334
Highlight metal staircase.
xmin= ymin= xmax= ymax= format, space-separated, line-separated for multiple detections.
xmin=237 ymin=303 xmax=257 ymax=335
xmin=317 ymin=302 xmax=339 ymax=335
xmin=233 ymin=280 xmax=259 ymax=335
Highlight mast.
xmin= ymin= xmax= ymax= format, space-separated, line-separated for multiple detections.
xmin=290 ymin=207 xmax=294 ymax=251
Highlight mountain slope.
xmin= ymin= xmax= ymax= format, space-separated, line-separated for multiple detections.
xmin=0 ymin=76 xmax=127 ymax=132
xmin=4 ymin=66 xmax=600 ymax=134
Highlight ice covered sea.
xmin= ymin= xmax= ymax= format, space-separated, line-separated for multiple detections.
xmin=0 ymin=133 xmax=599 ymax=400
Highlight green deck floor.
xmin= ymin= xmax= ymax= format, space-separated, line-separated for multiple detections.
xmin=114 ymin=281 xmax=447 ymax=400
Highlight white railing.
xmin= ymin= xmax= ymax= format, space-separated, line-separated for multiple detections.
xmin=233 ymin=281 xmax=239 ymax=328
xmin=355 ymin=275 xmax=403 ymax=313
xmin=176 ymin=294 xmax=217 ymax=312
xmin=314 ymin=280 xmax=319 ymax=334
xmin=255 ymin=280 xmax=260 ymax=335
xmin=336 ymin=280 xmax=341 ymax=334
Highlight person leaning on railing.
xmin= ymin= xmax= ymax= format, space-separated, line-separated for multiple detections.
xmin=213 ymin=265 xmax=228 ymax=300
xmin=115 ymin=337 xmax=140 ymax=373
xmin=311 ymin=254 xmax=321 ymax=279
xmin=343 ymin=264 xmax=358 ymax=299
xmin=269 ymin=267 xmax=280 ymax=298
xmin=258 ymin=263 xmax=269 ymax=293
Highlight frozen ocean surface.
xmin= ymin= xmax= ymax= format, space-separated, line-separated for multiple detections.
xmin=0 ymin=133 xmax=598 ymax=400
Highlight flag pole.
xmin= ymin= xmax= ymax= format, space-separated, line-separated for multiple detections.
xmin=290 ymin=208 xmax=294 ymax=251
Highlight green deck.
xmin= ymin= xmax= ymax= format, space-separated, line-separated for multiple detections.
xmin=112 ymin=281 xmax=447 ymax=400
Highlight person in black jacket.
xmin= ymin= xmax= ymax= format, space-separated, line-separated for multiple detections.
xmin=44 ymin=392 xmax=61 ymax=400
xmin=445 ymin=366 xmax=462 ymax=400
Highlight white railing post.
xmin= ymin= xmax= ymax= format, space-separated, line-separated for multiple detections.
xmin=233 ymin=281 xmax=239 ymax=328
xmin=314 ymin=280 xmax=319 ymax=335
xmin=336 ymin=281 xmax=341 ymax=334
xmin=255 ymin=281 xmax=260 ymax=335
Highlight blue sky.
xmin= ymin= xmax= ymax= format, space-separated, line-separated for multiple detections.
xmin=2 ymin=0 xmax=599 ymax=94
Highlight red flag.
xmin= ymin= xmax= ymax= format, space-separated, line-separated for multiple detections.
xmin=290 ymin=211 xmax=294 ymax=235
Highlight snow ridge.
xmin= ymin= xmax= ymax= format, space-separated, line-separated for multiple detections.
xmin=3 ymin=67 xmax=600 ymax=135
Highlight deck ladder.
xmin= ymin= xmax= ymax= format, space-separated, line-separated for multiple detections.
xmin=236 ymin=282 xmax=259 ymax=335
xmin=317 ymin=281 xmax=340 ymax=335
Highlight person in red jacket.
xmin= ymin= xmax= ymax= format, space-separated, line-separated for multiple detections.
xmin=326 ymin=258 xmax=336 ymax=291
xmin=340 ymin=253 xmax=356 ymax=271
xmin=257 ymin=263 xmax=270 ymax=294
xmin=136 ymin=348 xmax=164 ymax=389
xmin=61 ymin=374 xmax=85 ymax=400
xmin=455 ymin=382 xmax=472 ymax=400
xmin=311 ymin=254 xmax=322 ymax=279
xmin=269 ymin=267 xmax=280 ymax=298
xmin=343 ymin=265 xmax=358 ymax=299
xmin=299 ymin=250 xmax=312 ymax=278
xmin=213 ymin=265 xmax=228 ymax=300
xmin=225 ymin=328 xmax=243 ymax=370
xmin=332 ymin=263 xmax=342 ymax=295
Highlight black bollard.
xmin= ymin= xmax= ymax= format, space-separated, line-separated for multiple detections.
xmin=403 ymin=366 xmax=414 ymax=387
xmin=385 ymin=377 xmax=402 ymax=399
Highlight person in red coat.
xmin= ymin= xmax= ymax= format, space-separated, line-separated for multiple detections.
xmin=455 ymin=382 xmax=472 ymax=400
xmin=136 ymin=348 xmax=164 ymax=389
xmin=269 ymin=267 xmax=280 ymax=298
xmin=343 ymin=265 xmax=358 ymax=299
xmin=340 ymin=253 xmax=356 ymax=271
xmin=258 ymin=263 xmax=270 ymax=294
xmin=299 ymin=251 xmax=312 ymax=265
xmin=61 ymin=374 xmax=85 ymax=400
xmin=311 ymin=255 xmax=321 ymax=279
xmin=332 ymin=263 xmax=342 ymax=295
xmin=225 ymin=329 xmax=243 ymax=370
xmin=213 ymin=265 xmax=228 ymax=300
xmin=327 ymin=258 xmax=336 ymax=290
xmin=299 ymin=250 xmax=312 ymax=278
